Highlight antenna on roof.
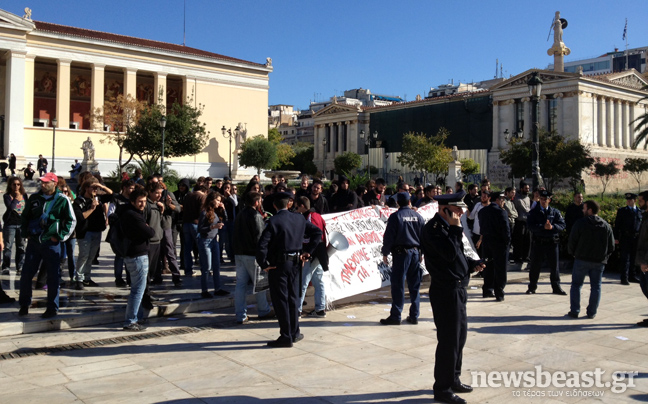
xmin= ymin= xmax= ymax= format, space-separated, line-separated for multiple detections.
xmin=495 ymin=59 xmax=498 ymax=78
xmin=183 ymin=0 xmax=186 ymax=46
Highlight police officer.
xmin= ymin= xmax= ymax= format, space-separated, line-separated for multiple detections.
xmin=257 ymin=192 xmax=322 ymax=348
xmin=526 ymin=190 xmax=567 ymax=295
xmin=380 ymin=192 xmax=425 ymax=325
xmin=478 ymin=191 xmax=511 ymax=301
xmin=615 ymin=193 xmax=642 ymax=285
xmin=421 ymin=191 xmax=484 ymax=404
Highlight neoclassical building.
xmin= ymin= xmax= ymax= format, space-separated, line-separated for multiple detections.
xmin=0 ymin=8 xmax=271 ymax=178
xmin=489 ymin=68 xmax=648 ymax=191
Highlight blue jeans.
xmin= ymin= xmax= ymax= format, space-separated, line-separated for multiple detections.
xmin=182 ymin=223 xmax=198 ymax=273
xmin=19 ymin=239 xmax=61 ymax=311
xmin=61 ymin=238 xmax=76 ymax=281
xmin=234 ymin=255 xmax=271 ymax=322
xmin=198 ymin=236 xmax=222 ymax=292
xmin=75 ymin=231 xmax=102 ymax=282
xmin=299 ymin=260 xmax=326 ymax=312
xmin=2 ymin=224 xmax=25 ymax=271
xmin=389 ymin=248 xmax=422 ymax=321
xmin=569 ymin=259 xmax=605 ymax=317
xmin=124 ymin=255 xmax=148 ymax=326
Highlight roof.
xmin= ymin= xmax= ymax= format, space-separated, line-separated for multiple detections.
xmin=33 ymin=20 xmax=265 ymax=68
xmin=362 ymin=89 xmax=491 ymax=112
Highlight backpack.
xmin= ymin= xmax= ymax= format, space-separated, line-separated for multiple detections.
xmin=108 ymin=213 xmax=131 ymax=257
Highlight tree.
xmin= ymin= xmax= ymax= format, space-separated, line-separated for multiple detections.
xmin=283 ymin=142 xmax=317 ymax=175
xmin=623 ymin=157 xmax=648 ymax=192
xmin=123 ymin=100 xmax=209 ymax=172
xmin=334 ymin=152 xmax=362 ymax=175
xmin=238 ymin=135 xmax=277 ymax=174
xmin=397 ymin=128 xmax=453 ymax=183
xmin=89 ymin=94 xmax=147 ymax=172
xmin=268 ymin=128 xmax=295 ymax=169
xmin=593 ymin=159 xmax=620 ymax=197
xmin=500 ymin=130 xmax=594 ymax=192
xmin=460 ymin=158 xmax=480 ymax=177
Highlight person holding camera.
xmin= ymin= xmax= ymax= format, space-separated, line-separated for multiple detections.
xmin=18 ymin=173 xmax=76 ymax=318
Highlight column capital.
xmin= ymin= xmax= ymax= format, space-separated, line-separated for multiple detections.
xmin=155 ymin=72 xmax=168 ymax=78
xmin=123 ymin=67 xmax=138 ymax=74
xmin=92 ymin=63 xmax=106 ymax=70
xmin=3 ymin=50 xmax=27 ymax=61
xmin=521 ymin=97 xmax=530 ymax=103
xmin=56 ymin=59 xmax=72 ymax=66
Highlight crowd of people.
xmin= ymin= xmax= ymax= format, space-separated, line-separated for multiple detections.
xmin=1 ymin=169 xmax=648 ymax=403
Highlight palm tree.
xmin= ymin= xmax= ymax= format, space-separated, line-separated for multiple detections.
xmin=632 ymin=85 xmax=648 ymax=149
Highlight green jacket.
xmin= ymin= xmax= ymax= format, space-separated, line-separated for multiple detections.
xmin=21 ymin=189 xmax=76 ymax=243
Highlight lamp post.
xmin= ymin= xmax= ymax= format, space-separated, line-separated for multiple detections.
xmin=221 ymin=124 xmax=241 ymax=178
xmin=527 ymin=72 xmax=544 ymax=191
xmin=159 ymin=115 xmax=166 ymax=176
xmin=51 ymin=118 xmax=57 ymax=173
xmin=359 ymin=130 xmax=378 ymax=178
xmin=322 ymin=138 xmax=327 ymax=179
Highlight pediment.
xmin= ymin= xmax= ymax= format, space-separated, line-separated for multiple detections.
xmin=313 ymin=103 xmax=361 ymax=117
xmin=0 ymin=9 xmax=35 ymax=32
xmin=600 ymin=70 xmax=648 ymax=90
xmin=491 ymin=69 xmax=580 ymax=91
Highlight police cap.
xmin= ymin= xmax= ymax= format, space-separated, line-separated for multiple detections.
xmin=274 ymin=191 xmax=294 ymax=201
xmin=434 ymin=190 xmax=467 ymax=208
xmin=490 ymin=191 xmax=505 ymax=201
xmin=625 ymin=192 xmax=638 ymax=200
xmin=538 ymin=189 xmax=553 ymax=198
xmin=396 ymin=192 xmax=411 ymax=205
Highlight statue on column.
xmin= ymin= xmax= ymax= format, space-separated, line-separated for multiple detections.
xmin=547 ymin=11 xmax=571 ymax=72
xmin=80 ymin=137 xmax=99 ymax=174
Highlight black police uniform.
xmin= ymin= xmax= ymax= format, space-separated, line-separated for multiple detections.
xmin=420 ymin=191 xmax=480 ymax=400
xmin=615 ymin=195 xmax=642 ymax=283
xmin=257 ymin=205 xmax=322 ymax=345
xmin=478 ymin=199 xmax=511 ymax=300
xmin=381 ymin=194 xmax=425 ymax=323
xmin=526 ymin=198 xmax=566 ymax=293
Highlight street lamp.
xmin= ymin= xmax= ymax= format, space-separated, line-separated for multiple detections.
xmin=51 ymin=118 xmax=57 ymax=173
xmin=527 ymin=71 xmax=544 ymax=191
xmin=221 ymin=124 xmax=241 ymax=178
xmin=322 ymin=138 xmax=327 ymax=179
xmin=159 ymin=115 xmax=166 ymax=176
xmin=359 ymin=130 xmax=378 ymax=178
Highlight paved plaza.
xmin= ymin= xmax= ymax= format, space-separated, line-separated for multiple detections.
xmin=1 ymin=269 xmax=647 ymax=403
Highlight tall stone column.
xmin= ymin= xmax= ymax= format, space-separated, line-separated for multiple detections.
xmin=23 ymin=55 xmax=35 ymax=128
xmin=56 ymin=59 xmax=71 ymax=129
xmin=597 ymin=97 xmax=605 ymax=146
xmin=4 ymin=50 xmax=27 ymax=158
xmin=154 ymin=72 xmax=167 ymax=109
xmin=123 ymin=67 xmax=137 ymax=99
xmin=622 ymin=101 xmax=630 ymax=149
xmin=539 ymin=95 xmax=548 ymax=132
xmin=555 ymin=93 xmax=564 ymax=136
xmin=591 ymin=95 xmax=598 ymax=145
xmin=491 ymin=101 xmax=500 ymax=151
xmin=605 ymin=98 xmax=613 ymax=148
xmin=91 ymin=63 xmax=105 ymax=130
xmin=523 ymin=97 xmax=531 ymax=139
xmin=613 ymin=99 xmax=621 ymax=148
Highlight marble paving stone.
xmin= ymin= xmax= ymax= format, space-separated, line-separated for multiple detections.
xmin=0 ymin=384 xmax=79 ymax=404
xmin=83 ymin=382 xmax=195 ymax=404
xmin=65 ymin=369 xmax=168 ymax=400
xmin=172 ymin=367 xmax=277 ymax=397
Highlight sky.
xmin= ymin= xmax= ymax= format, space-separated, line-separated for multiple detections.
xmin=4 ymin=1 xmax=648 ymax=109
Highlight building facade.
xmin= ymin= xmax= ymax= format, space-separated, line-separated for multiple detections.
xmin=0 ymin=8 xmax=271 ymax=179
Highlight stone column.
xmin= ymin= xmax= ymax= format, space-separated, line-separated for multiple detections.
xmin=613 ymin=99 xmax=621 ymax=148
xmin=591 ymin=95 xmax=598 ymax=145
xmin=605 ymin=98 xmax=613 ymax=148
xmin=622 ymin=101 xmax=630 ymax=149
xmin=56 ymin=59 xmax=71 ymax=129
xmin=123 ymin=67 xmax=137 ymax=98
xmin=523 ymin=97 xmax=531 ymax=139
xmin=183 ymin=76 xmax=194 ymax=104
xmin=491 ymin=100 xmax=500 ymax=150
xmin=23 ymin=55 xmax=35 ymax=128
xmin=154 ymin=72 xmax=167 ymax=109
xmin=555 ymin=93 xmax=564 ymax=136
xmin=629 ymin=104 xmax=637 ymax=148
xmin=597 ymin=97 xmax=605 ymax=146
xmin=91 ymin=63 xmax=105 ymax=130
xmin=539 ymin=95 xmax=548 ymax=132
xmin=4 ymin=50 xmax=27 ymax=158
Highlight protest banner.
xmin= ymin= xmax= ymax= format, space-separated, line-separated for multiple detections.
xmin=317 ymin=202 xmax=478 ymax=304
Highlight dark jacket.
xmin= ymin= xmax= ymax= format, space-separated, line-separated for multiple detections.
xmin=381 ymin=206 xmax=425 ymax=256
xmin=478 ymin=203 xmax=511 ymax=245
xmin=173 ymin=178 xmax=192 ymax=225
xmin=330 ymin=189 xmax=359 ymax=213
xmin=73 ymin=193 xmax=112 ymax=239
xmin=527 ymin=204 xmax=565 ymax=242
xmin=233 ymin=205 xmax=264 ymax=256
xmin=121 ymin=203 xmax=155 ymax=258
xmin=160 ymin=189 xmax=180 ymax=230
xmin=565 ymin=202 xmax=584 ymax=235
xmin=144 ymin=199 xmax=164 ymax=243
xmin=256 ymin=209 xmax=322 ymax=270
xmin=614 ymin=205 xmax=641 ymax=240
xmin=568 ymin=215 xmax=615 ymax=264
xmin=421 ymin=213 xmax=480 ymax=287
xmin=308 ymin=194 xmax=329 ymax=215
xmin=3 ymin=193 xmax=28 ymax=226
xmin=635 ymin=211 xmax=648 ymax=266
